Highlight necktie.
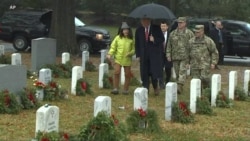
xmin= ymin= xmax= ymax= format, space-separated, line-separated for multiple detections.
xmin=145 ymin=27 xmax=149 ymax=41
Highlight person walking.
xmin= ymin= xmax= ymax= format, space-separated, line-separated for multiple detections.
xmin=166 ymin=17 xmax=194 ymax=94
xmin=209 ymin=20 xmax=225 ymax=68
xmin=135 ymin=18 xmax=165 ymax=95
xmin=159 ymin=21 xmax=172 ymax=89
xmin=188 ymin=25 xmax=219 ymax=89
xmin=106 ymin=22 xmax=135 ymax=95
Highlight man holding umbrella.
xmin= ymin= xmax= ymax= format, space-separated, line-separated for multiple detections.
xmin=135 ymin=18 xmax=165 ymax=95
xmin=128 ymin=3 xmax=176 ymax=95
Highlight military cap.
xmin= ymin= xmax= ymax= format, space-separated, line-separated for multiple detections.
xmin=193 ymin=25 xmax=204 ymax=32
xmin=176 ymin=17 xmax=187 ymax=22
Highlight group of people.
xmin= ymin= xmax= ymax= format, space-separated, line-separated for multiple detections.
xmin=106 ymin=16 xmax=220 ymax=95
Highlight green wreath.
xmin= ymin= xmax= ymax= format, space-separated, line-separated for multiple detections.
xmin=234 ymin=86 xmax=247 ymax=101
xmin=78 ymin=111 xmax=128 ymax=141
xmin=216 ymin=91 xmax=233 ymax=108
xmin=196 ymin=95 xmax=213 ymax=115
xmin=172 ymin=101 xmax=195 ymax=124
xmin=0 ymin=90 xmax=20 ymax=114
xmin=85 ymin=60 xmax=96 ymax=72
xmin=76 ymin=78 xmax=92 ymax=96
xmin=18 ymin=88 xmax=40 ymax=109
xmin=126 ymin=108 xmax=161 ymax=133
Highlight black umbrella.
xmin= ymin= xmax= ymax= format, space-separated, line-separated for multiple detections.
xmin=128 ymin=3 xmax=176 ymax=19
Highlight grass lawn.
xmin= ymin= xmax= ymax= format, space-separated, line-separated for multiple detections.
xmin=0 ymin=26 xmax=250 ymax=140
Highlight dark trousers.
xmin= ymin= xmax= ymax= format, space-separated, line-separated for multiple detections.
xmin=217 ymin=43 xmax=224 ymax=65
xmin=141 ymin=49 xmax=158 ymax=90
xmin=159 ymin=54 xmax=172 ymax=88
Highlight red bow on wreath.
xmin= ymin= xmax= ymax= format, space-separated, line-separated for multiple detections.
xmin=179 ymin=101 xmax=190 ymax=116
xmin=81 ymin=82 xmax=87 ymax=90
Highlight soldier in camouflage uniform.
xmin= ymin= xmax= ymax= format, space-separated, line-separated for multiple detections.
xmin=188 ymin=25 xmax=218 ymax=89
xmin=166 ymin=17 xmax=194 ymax=94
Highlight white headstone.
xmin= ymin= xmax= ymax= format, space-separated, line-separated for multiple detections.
xmin=71 ymin=66 xmax=83 ymax=95
xmin=134 ymin=87 xmax=148 ymax=111
xmin=62 ymin=52 xmax=70 ymax=64
xmin=243 ymin=70 xmax=250 ymax=95
xmin=229 ymin=71 xmax=237 ymax=100
xmin=190 ymin=79 xmax=201 ymax=113
xmin=165 ymin=82 xmax=177 ymax=121
xmin=0 ymin=45 xmax=4 ymax=55
xmin=100 ymin=49 xmax=107 ymax=63
xmin=120 ymin=67 xmax=125 ymax=85
xmin=211 ymin=74 xmax=221 ymax=106
xmin=94 ymin=96 xmax=111 ymax=117
xmin=99 ymin=63 xmax=109 ymax=88
xmin=82 ymin=51 xmax=89 ymax=71
xmin=35 ymin=104 xmax=59 ymax=136
xmin=39 ymin=68 xmax=52 ymax=85
xmin=11 ymin=53 xmax=22 ymax=65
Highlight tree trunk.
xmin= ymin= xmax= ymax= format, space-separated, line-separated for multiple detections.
xmin=49 ymin=0 xmax=77 ymax=56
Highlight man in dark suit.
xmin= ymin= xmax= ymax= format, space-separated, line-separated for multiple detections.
xmin=135 ymin=18 xmax=165 ymax=95
xmin=159 ymin=21 xmax=172 ymax=89
xmin=209 ymin=20 xmax=225 ymax=68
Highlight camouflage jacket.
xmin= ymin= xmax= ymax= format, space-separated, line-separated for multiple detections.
xmin=166 ymin=28 xmax=194 ymax=61
xmin=188 ymin=35 xmax=219 ymax=69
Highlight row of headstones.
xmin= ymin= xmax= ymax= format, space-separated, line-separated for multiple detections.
xmin=166 ymin=70 xmax=250 ymax=120
xmin=34 ymin=69 xmax=250 ymax=136
xmin=35 ymin=87 xmax=147 ymax=137
xmin=38 ymin=62 xmax=118 ymax=95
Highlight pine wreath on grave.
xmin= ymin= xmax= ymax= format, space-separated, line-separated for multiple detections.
xmin=78 ymin=111 xmax=128 ymax=141
xmin=44 ymin=80 xmax=68 ymax=100
xmin=216 ymin=91 xmax=233 ymax=108
xmin=18 ymin=88 xmax=40 ymax=109
xmin=103 ymin=72 xmax=113 ymax=89
xmin=75 ymin=78 xmax=92 ymax=96
xmin=195 ymin=88 xmax=214 ymax=115
xmin=41 ymin=61 xmax=73 ymax=78
xmin=126 ymin=108 xmax=161 ymax=133
xmin=196 ymin=95 xmax=214 ymax=115
xmin=33 ymin=80 xmax=68 ymax=101
xmin=171 ymin=101 xmax=195 ymax=124
xmin=85 ymin=60 xmax=96 ymax=71
xmin=234 ymin=86 xmax=247 ymax=101
xmin=0 ymin=89 xmax=21 ymax=114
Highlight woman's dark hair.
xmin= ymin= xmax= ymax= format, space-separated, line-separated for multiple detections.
xmin=117 ymin=27 xmax=133 ymax=39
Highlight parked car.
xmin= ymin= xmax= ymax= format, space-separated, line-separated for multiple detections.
xmin=169 ymin=18 xmax=250 ymax=57
xmin=0 ymin=10 xmax=111 ymax=53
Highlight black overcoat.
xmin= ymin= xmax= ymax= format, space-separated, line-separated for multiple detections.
xmin=135 ymin=24 xmax=165 ymax=80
